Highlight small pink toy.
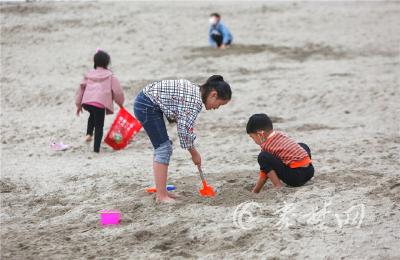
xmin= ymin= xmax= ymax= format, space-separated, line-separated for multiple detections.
xmin=50 ymin=142 xmax=68 ymax=151
xmin=100 ymin=210 xmax=120 ymax=226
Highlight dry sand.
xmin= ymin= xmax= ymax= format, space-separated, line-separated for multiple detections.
xmin=1 ymin=1 xmax=400 ymax=259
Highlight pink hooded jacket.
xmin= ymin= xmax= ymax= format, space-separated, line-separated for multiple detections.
xmin=75 ymin=68 xmax=125 ymax=115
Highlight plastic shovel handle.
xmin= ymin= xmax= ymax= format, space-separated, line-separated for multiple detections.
xmin=197 ymin=165 xmax=206 ymax=183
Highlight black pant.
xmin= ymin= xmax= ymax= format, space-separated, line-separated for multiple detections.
xmin=83 ymin=104 xmax=105 ymax=153
xmin=211 ymin=34 xmax=231 ymax=47
xmin=258 ymin=143 xmax=314 ymax=187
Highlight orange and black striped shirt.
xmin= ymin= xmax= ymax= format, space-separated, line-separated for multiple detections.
xmin=261 ymin=131 xmax=311 ymax=168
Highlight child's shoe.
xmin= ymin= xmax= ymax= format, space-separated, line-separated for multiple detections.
xmin=50 ymin=142 xmax=69 ymax=151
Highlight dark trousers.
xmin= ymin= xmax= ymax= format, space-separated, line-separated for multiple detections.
xmin=211 ymin=34 xmax=231 ymax=47
xmin=258 ymin=143 xmax=314 ymax=187
xmin=83 ymin=104 xmax=105 ymax=153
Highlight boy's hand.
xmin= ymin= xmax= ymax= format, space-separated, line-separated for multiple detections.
xmin=76 ymin=105 xmax=83 ymax=116
xmin=252 ymin=170 xmax=268 ymax=193
xmin=189 ymin=148 xmax=201 ymax=166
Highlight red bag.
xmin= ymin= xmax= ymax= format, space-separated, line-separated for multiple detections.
xmin=104 ymin=107 xmax=142 ymax=150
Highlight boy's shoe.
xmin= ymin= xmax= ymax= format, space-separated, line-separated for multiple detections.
xmin=50 ymin=142 xmax=68 ymax=151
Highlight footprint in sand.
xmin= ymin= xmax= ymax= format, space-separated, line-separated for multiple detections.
xmin=0 ymin=178 xmax=17 ymax=193
xmin=134 ymin=230 xmax=153 ymax=242
xmin=152 ymin=240 xmax=174 ymax=251
xmin=295 ymin=123 xmax=337 ymax=132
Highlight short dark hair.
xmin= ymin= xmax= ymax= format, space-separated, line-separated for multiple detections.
xmin=200 ymin=75 xmax=232 ymax=102
xmin=210 ymin=13 xmax=221 ymax=18
xmin=246 ymin=113 xmax=273 ymax=134
xmin=94 ymin=50 xmax=110 ymax=69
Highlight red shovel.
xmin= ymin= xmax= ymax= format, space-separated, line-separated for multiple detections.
xmin=197 ymin=166 xmax=216 ymax=197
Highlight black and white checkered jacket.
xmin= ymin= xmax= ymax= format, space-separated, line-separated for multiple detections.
xmin=143 ymin=79 xmax=203 ymax=149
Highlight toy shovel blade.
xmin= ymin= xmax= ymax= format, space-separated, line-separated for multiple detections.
xmin=198 ymin=166 xmax=216 ymax=197
xmin=199 ymin=184 xmax=216 ymax=197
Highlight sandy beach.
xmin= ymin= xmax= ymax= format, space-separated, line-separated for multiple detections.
xmin=1 ymin=1 xmax=400 ymax=259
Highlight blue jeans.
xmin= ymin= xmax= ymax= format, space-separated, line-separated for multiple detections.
xmin=134 ymin=91 xmax=172 ymax=164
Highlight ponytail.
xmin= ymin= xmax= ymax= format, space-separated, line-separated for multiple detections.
xmin=200 ymin=75 xmax=232 ymax=102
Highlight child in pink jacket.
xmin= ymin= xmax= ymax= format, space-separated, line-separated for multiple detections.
xmin=75 ymin=49 xmax=125 ymax=153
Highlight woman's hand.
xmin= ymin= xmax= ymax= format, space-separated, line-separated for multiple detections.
xmin=189 ymin=148 xmax=201 ymax=166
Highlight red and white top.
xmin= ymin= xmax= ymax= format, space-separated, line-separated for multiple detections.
xmin=261 ymin=131 xmax=311 ymax=168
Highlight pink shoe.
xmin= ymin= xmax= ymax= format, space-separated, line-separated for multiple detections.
xmin=50 ymin=142 xmax=68 ymax=151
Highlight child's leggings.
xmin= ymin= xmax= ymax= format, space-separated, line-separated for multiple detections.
xmin=82 ymin=104 xmax=105 ymax=153
xmin=258 ymin=143 xmax=314 ymax=187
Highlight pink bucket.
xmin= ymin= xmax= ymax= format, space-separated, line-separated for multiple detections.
xmin=100 ymin=210 xmax=121 ymax=226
